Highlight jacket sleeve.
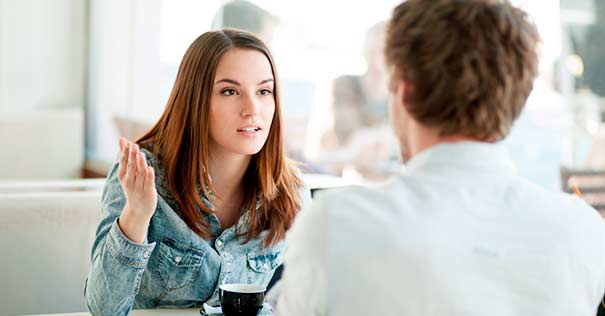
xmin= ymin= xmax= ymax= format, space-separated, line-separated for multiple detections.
xmin=84 ymin=162 xmax=156 ymax=316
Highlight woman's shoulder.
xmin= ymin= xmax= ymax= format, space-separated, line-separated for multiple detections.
xmin=139 ymin=145 xmax=159 ymax=165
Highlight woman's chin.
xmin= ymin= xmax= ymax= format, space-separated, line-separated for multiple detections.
xmin=232 ymin=144 xmax=265 ymax=156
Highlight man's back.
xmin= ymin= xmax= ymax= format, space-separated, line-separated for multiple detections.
xmin=272 ymin=1 xmax=605 ymax=314
xmin=285 ymin=143 xmax=605 ymax=316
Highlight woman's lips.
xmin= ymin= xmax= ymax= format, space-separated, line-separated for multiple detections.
xmin=237 ymin=126 xmax=262 ymax=136
xmin=237 ymin=126 xmax=261 ymax=132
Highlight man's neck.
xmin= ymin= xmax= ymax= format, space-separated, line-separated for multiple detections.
xmin=408 ymin=120 xmax=484 ymax=159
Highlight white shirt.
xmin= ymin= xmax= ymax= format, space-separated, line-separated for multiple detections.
xmin=271 ymin=142 xmax=605 ymax=316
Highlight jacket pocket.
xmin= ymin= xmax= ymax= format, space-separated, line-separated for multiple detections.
xmin=246 ymin=247 xmax=283 ymax=285
xmin=156 ymin=238 xmax=206 ymax=290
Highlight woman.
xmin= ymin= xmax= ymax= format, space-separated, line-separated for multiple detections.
xmin=84 ymin=29 xmax=309 ymax=315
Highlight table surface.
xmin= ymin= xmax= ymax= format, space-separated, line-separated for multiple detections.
xmin=22 ymin=308 xmax=201 ymax=316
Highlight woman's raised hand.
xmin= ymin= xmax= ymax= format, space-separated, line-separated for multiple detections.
xmin=117 ymin=138 xmax=158 ymax=242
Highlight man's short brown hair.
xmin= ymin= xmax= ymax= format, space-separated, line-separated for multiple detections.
xmin=385 ymin=0 xmax=540 ymax=141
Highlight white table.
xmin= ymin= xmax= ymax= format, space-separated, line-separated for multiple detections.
xmin=23 ymin=308 xmax=200 ymax=316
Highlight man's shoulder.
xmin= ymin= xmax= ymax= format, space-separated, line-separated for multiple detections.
xmin=521 ymin=179 xmax=600 ymax=219
xmin=518 ymin=180 xmax=605 ymax=239
xmin=554 ymin=192 xmax=605 ymax=234
xmin=311 ymin=179 xmax=406 ymax=219
xmin=315 ymin=180 xmax=391 ymax=202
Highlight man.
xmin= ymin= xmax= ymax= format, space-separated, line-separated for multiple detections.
xmin=270 ymin=1 xmax=605 ymax=315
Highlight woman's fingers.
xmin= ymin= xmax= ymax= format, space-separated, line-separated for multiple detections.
xmin=118 ymin=141 xmax=130 ymax=179
xmin=119 ymin=137 xmax=126 ymax=152
xmin=118 ymin=140 xmax=156 ymax=210
xmin=125 ymin=143 xmax=139 ymax=186
xmin=134 ymin=151 xmax=146 ymax=191
xmin=144 ymin=165 xmax=155 ymax=193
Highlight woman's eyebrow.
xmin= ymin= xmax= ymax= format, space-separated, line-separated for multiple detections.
xmin=258 ymin=78 xmax=274 ymax=85
xmin=214 ymin=78 xmax=274 ymax=85
xmin=215 ymin=78 xmax=240 ymax=85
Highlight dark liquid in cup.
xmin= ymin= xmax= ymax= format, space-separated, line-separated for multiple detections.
xmin=221 ymin=303 xmax=263 ymax=316
xmin=219 ymin=284 xmax=265 ymax=316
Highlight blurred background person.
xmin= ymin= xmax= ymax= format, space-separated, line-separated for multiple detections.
xmin=328 ymin=21 xmax=389 ymax=146
xmin=316 ymin=21 xmax=400 ymax=180
xmin=211 ymin=0 xmax=278 ymax=45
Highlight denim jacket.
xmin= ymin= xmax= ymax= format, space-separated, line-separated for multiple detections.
xmin=84 ymin=149 xmax=310 ymax=316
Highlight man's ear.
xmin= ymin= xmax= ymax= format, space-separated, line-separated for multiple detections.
xmin=388 ymin=66 xmax=409 ymax=111
xmin=395 ymin=78 xmax=408 ymax=111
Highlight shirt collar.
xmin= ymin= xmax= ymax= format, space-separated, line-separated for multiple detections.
xmin=404 ymin=141 xmax=517 ymax=176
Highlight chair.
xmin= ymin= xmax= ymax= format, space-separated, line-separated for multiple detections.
xmin=0 ymin=176 xmax=342 ymax=315
xmin=0 ymin=179 xmax=105 ymax=194
xmin=0 ymin=190 xmax=103 ymax=315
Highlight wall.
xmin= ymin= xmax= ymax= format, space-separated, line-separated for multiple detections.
xmin=0 ymin=0 xmax=87 ymax=178
xmin=87 ymin=0 xmax=162 ymax=165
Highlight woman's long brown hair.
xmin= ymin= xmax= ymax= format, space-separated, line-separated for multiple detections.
xmin=137 ymin=29 xmax=303 ymax=247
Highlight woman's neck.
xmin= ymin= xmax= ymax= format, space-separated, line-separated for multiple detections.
xmin=208 ymin=152 xmax=251 ymax=202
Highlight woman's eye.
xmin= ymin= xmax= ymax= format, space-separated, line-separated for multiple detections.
xmin=259 ymin=89 xmax=272 ymax=96
xmin=221 ymin=89 xmax=236 ymax=96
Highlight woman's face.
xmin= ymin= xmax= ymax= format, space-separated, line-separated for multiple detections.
xmin=209 ymin=48 xmax=276 ymax=158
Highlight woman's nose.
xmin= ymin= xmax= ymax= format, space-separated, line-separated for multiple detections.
xmin=240 ymin=93 xmax=260 ymax=118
